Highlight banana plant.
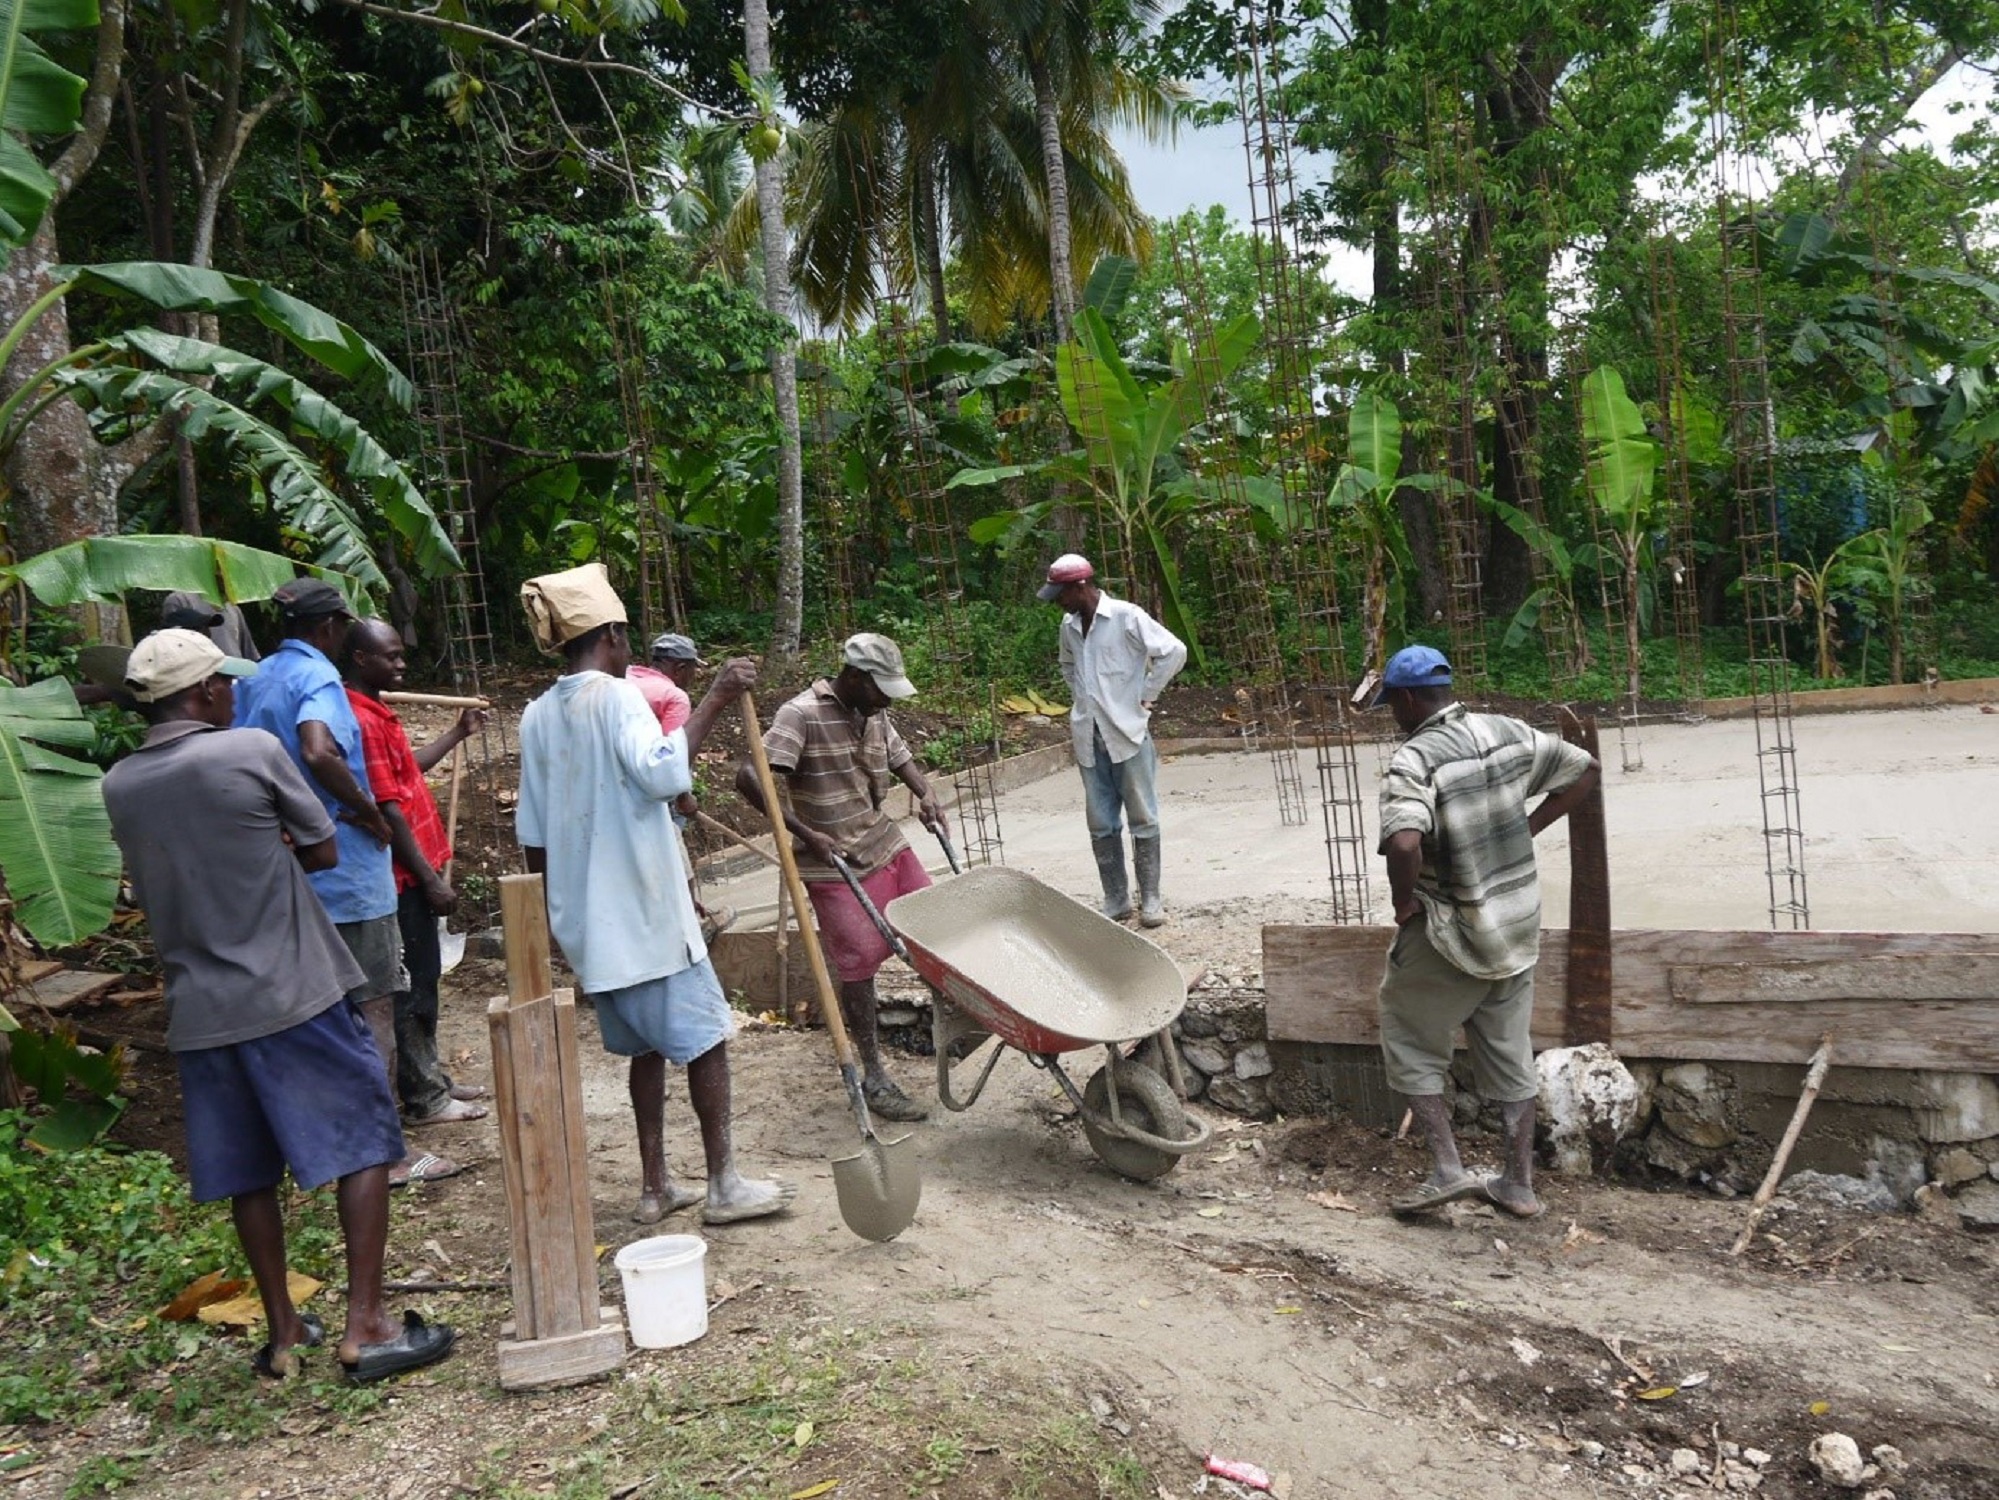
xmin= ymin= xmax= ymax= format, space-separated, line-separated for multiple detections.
xmin=0 ymin=263 xmax=457 ymax=587
xmin=0 ymin=677 xmax=120 ymax=948
xmin=1329 ymin=392 xmax=1417 ymax=675
xmin=1580 ymin=366 xmax=1665 ymax=707
xmin=0 ymin=0 xmax=99 ymax=248
xmin=1784 ymin=545 xmax=1862 ymax=681
xmin=950 ymin=305 xmax=1262 ymax=665
xmin=1837 ymin=490 xmax=1932 ymax=685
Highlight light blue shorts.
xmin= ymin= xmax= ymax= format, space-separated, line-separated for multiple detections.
xmin=590 ymin=959 xmax=735 ymax=1065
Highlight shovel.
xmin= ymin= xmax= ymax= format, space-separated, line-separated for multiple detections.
xmin=438 ymin=745 xmax=467 ymax=975
xmin=741 ymin=691 xmax=921 ymax=1243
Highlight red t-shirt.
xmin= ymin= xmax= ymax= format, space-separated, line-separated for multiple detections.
xmin=347 ymin=688 xmax=452 ymax=893
xmin=626 ymin=664 xmax=691 ymax=735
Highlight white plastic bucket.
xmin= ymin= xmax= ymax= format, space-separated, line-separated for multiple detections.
xmin=614 ymin=1234 xmax=708 ymax=1349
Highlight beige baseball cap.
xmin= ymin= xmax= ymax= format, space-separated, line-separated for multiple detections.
xmin=843 ymin=632 xmax=915 ymax=700
xmin=123 ymin=628 xmax=258 ymax=703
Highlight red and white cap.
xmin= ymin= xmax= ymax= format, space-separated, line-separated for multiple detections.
xmin=1037 ymin=552 xmax=1095 ymax=602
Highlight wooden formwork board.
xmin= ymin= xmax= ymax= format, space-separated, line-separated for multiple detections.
xmin=1264 ymin=926 xmax=1999 ymax=1073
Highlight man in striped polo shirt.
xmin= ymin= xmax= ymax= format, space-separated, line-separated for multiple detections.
xmin=1371 ymin=646 xmax=1599 ymax=1221
xmin=736 ymin=633 xmax=947 ymax=1122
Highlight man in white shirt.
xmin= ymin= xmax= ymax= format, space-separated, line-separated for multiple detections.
xmin=516 ymin=563 xmax=792 ymax=1227
xmin=1041 ymin=554 xmax=1188 ymax=926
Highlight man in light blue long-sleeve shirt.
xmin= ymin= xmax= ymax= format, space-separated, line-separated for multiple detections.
xmin=1040 ymin=553 xmax=1187 ymax=927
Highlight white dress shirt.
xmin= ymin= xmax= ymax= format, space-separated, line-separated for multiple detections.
xmin=1059 ymin=594 xmax=1188 ymax=767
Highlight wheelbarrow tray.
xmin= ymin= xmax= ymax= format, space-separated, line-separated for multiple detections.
xmin=886 ymin=866 xmax=1186 ymax=1054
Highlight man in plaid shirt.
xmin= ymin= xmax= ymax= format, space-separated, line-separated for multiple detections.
xmin=343 ymin=619 xmax=491 ymax=1128
xmin=1370 ymin=646 xmax=1599 ymax=1221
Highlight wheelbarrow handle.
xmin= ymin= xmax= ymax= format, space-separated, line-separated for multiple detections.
xmin=932 ymin=826 xmax=962 ymax=876
xmin=830 ymin=853 xmax=910 ymax=963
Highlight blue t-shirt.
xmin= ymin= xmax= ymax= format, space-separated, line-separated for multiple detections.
xmin=233 ymin=637 xmax=396 ymax=924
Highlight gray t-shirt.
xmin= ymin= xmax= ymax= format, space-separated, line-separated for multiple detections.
xmin=103 ymin=722 xmax=364 ymax=1050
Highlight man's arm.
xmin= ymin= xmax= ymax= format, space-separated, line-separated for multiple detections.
xmin=892 ymin=759 xmax=947 ymax=837
xmin=523 ymin=845 xmax=546 ymax=876
xmin=1527 ymin=759 xmax=1601 ymax=836
xmin=1137 ymin=612 xmax=1188 ymax=705
xmin=381 ymin=801 xmax=455 ymax=914
xmin=682 ymin=659 xmax=757 ymax=757
xmin=294 ymin=835 xmax=340 ymax=873
xmin=297 ymin=719 xmax=393 ymax=844
xmin=414 ymin=706 xmax=488 ymax=774
xmin=735 ymin=760 xmax=846 ymax=864
xmin=1384 ymin=830 xmax=1425 ymax=926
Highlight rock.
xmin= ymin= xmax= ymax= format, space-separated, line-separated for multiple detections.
xmin=1869 ymin=1446 xmax=1906 ymax=1477
xmin=1954 ymin=1178 xmax=1999 ymax=1232
xmin=1912 ymin=1071 xmax=1999 ymax=1142
xmin=1536 ymin=1044 xmax=1646 ymax=1175
xmin=1206 ymin=1073 xmax=1275 ymax=1120
xmin=1643 ymin=1124 xmax=1715 ymax=1179
xmin=1743 ymin=1449 xmax=1772 ymax=1468
xmin=1180 ymin=1040 xmax=1231 ymax=1077
xmin=1579 ymin=1441 xmax=1606 ymax=1463
xmin=1722 ymin=1460 xmax=1765 ymax=1492
xmin=1913 ymin=1183 xmax=1960 ymax=1225
xmin=1860 ymin=1491 xmax=1896 ymax=1500
xmin=1656 ymin=1062 xmax=1739 ymax=1150
xmin=1669 ymin=1449 xmax=1704 ymax=1476
xmin=1808 ymin=1433 xmax=1874 ymax=1489
xmin=875 ymin=1006 xmax=921 ymax=1027
xmin=466 ymin=927 xmax=507 ymax=960
xmin=1780 ymin=1170 xmax=1903 ymax=1214
xmin=1179 ymin=1010 xmax=1220 ymax=1040
xmin=1234 ymin=1042 xmax=1273 ymax=1080
xmin=1935 ymin=1147 xmax=1987 ymax=1187
xmin=1866 ymin=1137 xmax=1928 ymax=1208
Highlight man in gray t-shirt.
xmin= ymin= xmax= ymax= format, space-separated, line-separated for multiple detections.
xmin=102 ymin=628 xmax=454 ymax=1384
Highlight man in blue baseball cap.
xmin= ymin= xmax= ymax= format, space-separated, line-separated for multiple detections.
xmin=1371 ymin=645 xmax=1600 ymax=1222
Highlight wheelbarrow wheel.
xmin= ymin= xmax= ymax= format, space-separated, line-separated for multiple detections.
xmin=1081 ymin=1061 xmax=1187 ymax=1182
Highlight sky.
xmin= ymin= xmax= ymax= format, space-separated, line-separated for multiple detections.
xmin=1111 ymin=59 xmax=1994 ymax=298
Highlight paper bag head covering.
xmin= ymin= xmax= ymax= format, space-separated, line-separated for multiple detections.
xmin=521 ymin=562 xmax=628 ymax=654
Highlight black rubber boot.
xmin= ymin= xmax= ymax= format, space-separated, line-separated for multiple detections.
xmin=1134 ymin=836 xmax=1165 ymax=927
xmin=1092 ymin=835 xmax=1132 ymax=920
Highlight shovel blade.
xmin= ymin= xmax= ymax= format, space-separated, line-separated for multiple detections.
xmin=438 ymin=921 xmax=467 ymax=975
xmin=831 ymin=1132 xmax=921 ymax=1242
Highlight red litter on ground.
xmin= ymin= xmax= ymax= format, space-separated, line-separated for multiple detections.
xmin=1206 ymin=1455 xmax=1274 ymax=1490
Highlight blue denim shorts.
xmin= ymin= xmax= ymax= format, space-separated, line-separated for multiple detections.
xmin=176 ymin=998 xmax=406 ymax=1202
xmin=590 ymin=959 xmax=735 ymax=1065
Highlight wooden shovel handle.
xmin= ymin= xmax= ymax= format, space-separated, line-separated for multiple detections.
xmin=442 ymin=742 xmax=465 ymax=883
xmin=741 ymin=692 xmax=857 ymax=1071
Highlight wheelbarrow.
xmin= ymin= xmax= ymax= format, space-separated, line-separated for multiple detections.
xmin=880 ymin=865 xmax=1212 ymax=1181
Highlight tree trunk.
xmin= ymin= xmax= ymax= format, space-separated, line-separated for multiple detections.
xmin=1026 ymin=48 xmax=1076 ymax=345
xmin=743 ymin=0 xmax=804 ymax=656
xmin=913 ymin=148 xmax=951 ymax=343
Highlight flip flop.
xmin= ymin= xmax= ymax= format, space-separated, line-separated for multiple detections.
xmin=1391 ymin=1172 xmax=1495 ymax=1218
xmin=389 ymin=1152 xmax=463 ymax=1189
xmin=252 ymin=1312 xmax=324 ymax=1380
xmin=341 ymin=1310 xmax=456 ymax=1385
xmin=408 ymin=1097 xmax=488 ymax=1126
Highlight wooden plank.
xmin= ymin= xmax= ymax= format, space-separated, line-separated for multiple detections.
xmin=1670 ymin=953 xmax=1999 ymax=1003
xmin=5 ymin=969 xmax=125 ymax=1014
xmin=487 ymin=998 xmax=538 ymax=1341
xmin=500 ymin=874 xmax=553 ymax=1009
xmin=550 ymin=989 xmax=600 ymax=1330
xmin=496 ymin=1313 xmax=625 ymax=1391
xmin=1560 ymin=710 xmax=1611 ymax=1046
xmin=1264 ymin=924 xmax=1999 ymax=1072
xmin=509 ymin=995 xmax=589 ymax=1339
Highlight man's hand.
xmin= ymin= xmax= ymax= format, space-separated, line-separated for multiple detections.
xmin=917 ymin=794 xmax=949 ymax=839
xmin=711 ymin=657 xmax=758 ymax=704
xmin=799 ymin=828 xmax=846 ymax=865
xmin=423 ymin=875 xmax=459 ymax=917
xmin=342 ymin=801 xmax=395 ymax=847
xmin=455 ymin=705 xmax=489 ymax=740
xmin=674 ymin=791 xmax=699 ymax=820
xmin=1394 ymin=897 xmax=1423 ymax=927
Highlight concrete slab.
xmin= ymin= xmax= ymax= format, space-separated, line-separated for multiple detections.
xmin=697 ymin=704 xmax=1999 ymax=951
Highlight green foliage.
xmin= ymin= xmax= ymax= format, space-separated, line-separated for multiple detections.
xmin=0 ymin=534 xmax=369 ymax=613
xmin=0 ymin=1113 xmax=348 ymax=1430
xmin=0 ymin=678 xmax=119 ymax=948
xmin=7 ymin=1019 xmax=125 ymax=1149
xmin=0 ymin=0 xmax=99 ymax=247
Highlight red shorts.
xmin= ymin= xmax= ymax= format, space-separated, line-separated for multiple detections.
xmin=806 ymin=845 xmax=932 ymax=983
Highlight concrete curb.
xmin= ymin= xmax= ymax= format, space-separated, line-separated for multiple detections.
xmin=1697 ymin=676 xmax=1999 ymax=719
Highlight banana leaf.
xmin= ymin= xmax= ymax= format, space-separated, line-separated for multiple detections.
xmin=108 ymin=330 xmax=459 ymax=577
xmin=0 ymin=679 xmax=120 ymax=947
xmin=0 ymin=0 xmax=99 ymax=247
xmin=1580 ymin=367 xmax=1660 ymax=526
xmin=0 ymin=534 xmax=369 ymax=610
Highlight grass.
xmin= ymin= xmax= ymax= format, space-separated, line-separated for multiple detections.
xmin=460 ymin=1323 xmax=1154 ymax=1500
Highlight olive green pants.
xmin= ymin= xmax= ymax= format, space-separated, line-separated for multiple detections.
xmin=1377 ymin=914 xmax=1538 ymax=1102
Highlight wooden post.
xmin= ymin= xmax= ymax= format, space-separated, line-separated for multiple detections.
xmin=1558 ymin=709 xmax=1613 ymax=1047
xmin=487 ymin=873 xmax=626 ymax=1389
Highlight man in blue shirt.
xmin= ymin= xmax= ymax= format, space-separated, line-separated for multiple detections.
xmin=234 ymin=579 xmax=457 ymax=1187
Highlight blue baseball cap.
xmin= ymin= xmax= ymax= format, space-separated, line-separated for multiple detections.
xmin=1366 ymin=645 xmax=1453 ymax=707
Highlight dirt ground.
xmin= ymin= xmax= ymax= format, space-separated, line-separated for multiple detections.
xmin=22 ymin=695 xmax=1999 ymax=1499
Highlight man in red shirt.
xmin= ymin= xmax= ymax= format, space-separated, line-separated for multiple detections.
xmin=342 ymin=619 xmax=491 ymax=1133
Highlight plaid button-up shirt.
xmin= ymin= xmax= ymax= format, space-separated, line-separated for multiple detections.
xmin=348 ymin=688 xmax=452 ymax=894
xmin=1378 ymin=703 xmax=1594 ymax=980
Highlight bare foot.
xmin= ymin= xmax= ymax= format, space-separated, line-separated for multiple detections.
xmin=702 ymin=1172 xmax=797 ymax=1225
xmin=1484 ymin=1176 xmax=1544 ymax=1219
xmin=632 ymin=1183 xmax=704 ymax=1224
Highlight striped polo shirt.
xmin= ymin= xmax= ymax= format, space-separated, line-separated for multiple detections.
xmin=762 ymin=679 xmax=915 ymax=881
xmin=1378 ymin=703 xmax=1595 ymax=980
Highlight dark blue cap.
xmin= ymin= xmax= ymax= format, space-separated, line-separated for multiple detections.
xmin=1367 ymin=645 xmax=1452 ymax=706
